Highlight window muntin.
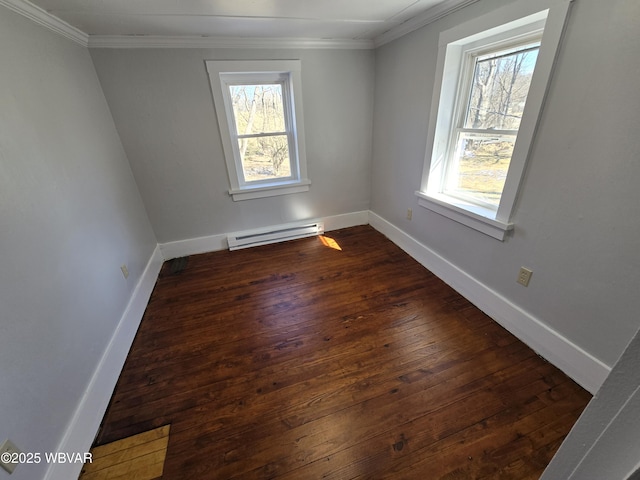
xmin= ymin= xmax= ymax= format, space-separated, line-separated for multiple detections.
xmin=444 ymin=40 xmax=540 ymax=209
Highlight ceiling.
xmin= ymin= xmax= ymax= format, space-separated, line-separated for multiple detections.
xmin=26 ymin=0 xmax=464 ymax=42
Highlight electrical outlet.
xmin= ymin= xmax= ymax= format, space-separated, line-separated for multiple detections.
xmin=517 ymin=267 xmax=533 ymax=287
xmin=0 ymin=439 xmax=21 ymax=474
xmin=120 ymin=264 xmax=129 ymax=279
xmin=406 ymin=208 xmax=412 ymax=220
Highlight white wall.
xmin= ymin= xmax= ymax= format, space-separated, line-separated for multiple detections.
xmin=0 ymin=7 xmax=157 ymax=480
xmin=371 ymin=0 xmax=640 ymax=374
xmin=89 ymin=48 xmax=375 ymax=243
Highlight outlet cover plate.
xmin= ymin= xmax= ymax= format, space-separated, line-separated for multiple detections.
xmin=517 ymin=267 xmax=533 ymax=287
xmin=0 ymin=439 xmax=21 ymax=474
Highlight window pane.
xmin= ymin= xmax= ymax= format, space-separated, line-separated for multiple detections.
xmin=229 ymin=84 xmax=286 ymax=135
xmin=464 ymin=46 xmax=539 ymax=130
xmin=238 ymin=135 xmax=291 ymax=182
xmin=446 ymin=132 xmax=516 ymax=207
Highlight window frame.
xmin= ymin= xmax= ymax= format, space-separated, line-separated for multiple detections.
xmin=206 ymin=60 xmax=310 ymax=201
xmin=416 ymin=0 xmax=572 ymax=240
xmin=442 ymin=36 xmax=542 ymax=210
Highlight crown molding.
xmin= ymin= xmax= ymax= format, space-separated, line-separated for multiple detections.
xmin=88 ymin=35 xmax=375 ymax=50
xmin=0 ymin=0 xmax=88 ymax=46
xmin=1 ymin=0 xmax=478 ymax=51
xmin=374 ymin=0 xmax=481 ymax=47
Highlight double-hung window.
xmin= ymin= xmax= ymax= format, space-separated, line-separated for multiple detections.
xmin=417 ymin=0 xmax=572 ymax=240
xmin=444 ymin=38 xmax=541 ymax=208
xmin=206 ymin=60 xmax=309 ymax=201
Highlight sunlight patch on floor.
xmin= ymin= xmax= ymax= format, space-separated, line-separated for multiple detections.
xmin=319 ymin=235 xmax=342 ymax=251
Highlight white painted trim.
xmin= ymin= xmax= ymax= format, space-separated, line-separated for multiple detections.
xmin=496 ymin=0 xmax=573 ymax=224
xmin=0 ymin=0 xmax=88 ymax=46
xmin=159 ymin=211 xmax=370 ymax=260
xmin=368 ymin=211 xmax=610 ymax=394
xmin=229 ymin=180 xmax=312 ymax=202
xmin=323 ymin=210 xmax=369 ymax=232
xmin=416 ymin=192 xmax=513 ymax=241
xmin=374 ymin=0 xmax=480 ymax=47
xmin=88 ymin=35 xmax=375 ymax=50
xmin=159 ymin=233 xmax=229 ymax=260
xmin=44 ymin=246 xmax=163 ymax=480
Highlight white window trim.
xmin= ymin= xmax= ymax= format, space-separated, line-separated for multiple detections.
xmin=206 ymin=60 xmax=310 ymax=201
xmin=416 ymin=0 xmax=572 ymax=240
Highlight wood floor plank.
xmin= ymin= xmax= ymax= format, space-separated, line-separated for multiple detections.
xmin=80 ymin=426 xmax=169 ymax=480
xmin=89 ymin=425 xmax=170 ymax=460
xmin=95 ymin=225 xmax=591 ymax=479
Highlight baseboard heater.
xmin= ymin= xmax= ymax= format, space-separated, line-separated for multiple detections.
xmin=227 ymin=220 xmax=325 ymax=251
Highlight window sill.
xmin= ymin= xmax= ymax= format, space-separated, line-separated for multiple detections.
xmin=229 ymin=179 xmax=311 ymax=201
xmin=415 ymin=191 xmax=513 ymax=241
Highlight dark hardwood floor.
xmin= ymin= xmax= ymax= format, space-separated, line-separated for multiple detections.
xmin=95 ymin=225 xmax=591 ymax=479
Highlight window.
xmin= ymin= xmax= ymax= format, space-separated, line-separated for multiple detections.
xmin=444 ymin=39 xmax=540 ymax=208
xmin=417 ymin=0 xmax=572 ymax=240
xmin=206 ymin=60 xmax=309 ymax=201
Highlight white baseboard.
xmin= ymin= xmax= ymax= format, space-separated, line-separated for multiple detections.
xmin=159 ymin=211 xmax=370 ymax=260
xmin=368 ymin=211 xmax=610 ymax=394
xmin=44 ymin=246 xmax=164 ymax=480
xmin=323 ymin=210 xmax=370 ymax=232
xmin=159 ymin=233 xmax=228 ymax=260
